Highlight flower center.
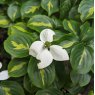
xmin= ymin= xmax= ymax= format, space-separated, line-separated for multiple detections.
xmin=44 ymin=41 xmax=51 ymax=48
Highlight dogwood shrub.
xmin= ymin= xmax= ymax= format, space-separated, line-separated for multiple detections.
xmin=0 ymin=0 xmax=94 ymax=95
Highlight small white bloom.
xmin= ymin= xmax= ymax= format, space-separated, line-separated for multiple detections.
xmin=0 ymin=62 xmax=9 ymax=80
xmin=29 ymin=29 xmax=69 ymax=69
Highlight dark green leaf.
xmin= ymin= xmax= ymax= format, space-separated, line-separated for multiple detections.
xmin=80 ymin=22 xmax=94 ymax=42
xmin=21 ymin=0 xmax=41 ymax=18
xmin=70 ymin=44 xmax=93 ymax=74
xmin=63 ymin=19 xmax=80 ymax=35
xmin=79 ymin=73 xmax=91 ymax=87
xmin=7 ymin=3 xmax=21 ymax=21
xmin=41 ymin=0 xmax=59 ymax=16
xmin=53 ymin=30 xmax=65 ymax=42
xmin=59 ymin=33 xmax=79 ymax=48
xmin=28 ymin=57 xmax=55 ymax=88
xmin=60 ymin=0 xmax=71 ymax=19
xmin=8 ymin=22 xmax=29 ymax=35
xmin=70 ymin=70 xmax=91 ymax=86
xmin=8 ymin=58 xmax=28 ymax=77
xmin=4 ymin=33 xmax=33 ymax=58
xmin=23 ymin=75 xmax=38 ymax=93
xmin=69 ymin=6 xmax=80 ymax=21
xmin=0 ymin=81 xmax=25 ymax=95
xmin=78 ymin=0 xmax=94 ymax=21
xmin=27 ymin=15 xmax=53 ymax=32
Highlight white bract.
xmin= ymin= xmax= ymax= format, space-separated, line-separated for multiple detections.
xmin=0 ymin=62 xmax=9 ymax=80
xmin=29 ymin=29 xmax=69 ymax=69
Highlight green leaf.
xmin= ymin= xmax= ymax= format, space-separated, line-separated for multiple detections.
xmin=70 ymin=44 xmax=93 ymax=74
xmin=28 ymin=57 xmax=55 ymax=88
xmin=23 ymin=75 xmax=38 ymax=93
xmin=67 ymin=85 xmax=82 ymax=95
xmin=36 ymin=88 xmax=62 ymax=95
xmin=51 ymin=17 xmax=62 ymax=28
xmin=4 ymin=33 xmax=33 ymax=58
xmin=70 ymin=70 xmax=91 ymax=87
xmin=53 ymin=30 xmax=65 ymax=42
xmin=7 ymin=3 xmax=21 ymax=21
xmin=69 ymin=6 xmax=80 ymax=21
xmin=8 ymin=22 xmax=29 ymax=34
xmin=8 ymin=58 xmax=28 ymax=77
xmin=59 ymin=33 xmax=79 ymax=48
xmin=60 ymin=0 xmax=71 ymax=19
xmin=80 ymin=22 xmax=94 ymax=42
xmin=27 ymin=15 xmax=53 ymax=32
xmin=0 ymin=15 xmax=10 ymax=28
xmin=78 ymin=0 xmax=94 ymax=21
xmin=21 ymin=0 xmax=41 ymax=18
xmin=63 ymin=19 xmax=80 ymax=35
xmin=8 ymin=22 xmax=38 ymax=40
xmin=41 ymin=0 xmax=59 ymax=16
xmin=79 ymin=73 xmax=91 ymax=87
xmin=0 ymin=81 xmax=25 ymax=95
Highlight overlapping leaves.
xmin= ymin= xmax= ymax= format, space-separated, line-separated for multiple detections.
xmin=0 ymin=0 xmax=94 ymax=95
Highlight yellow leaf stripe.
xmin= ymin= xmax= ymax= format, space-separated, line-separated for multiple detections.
xmin=11 ymin=41 xmax=28 ymax=50
xmin=63 ymin=42 xmax=75 ymax=48
xmin=12 ymin=8 xmax=18 ymax=20
xmin=79 ymin=48 xmax=86 ymax=65
xmin=40 ymin=69 xmax=45 ymax=86
xmin=47 ymin=1 xmax=53 ymax=13
xmin=2 ymin=87 xmax=11 ymax=95
xmin=13 ymin=26 xmax=28 ymax=32
xmin=9 ymin=62 xmax=26 ymax=72
xmin=29 ymin=22 xmax=52 ymax=28
xmin=68 ymin=21 xmax=76 ymax=33
xmin=0 ymin=19 xmax=9 ymax=25
xmin=25 ymin=6 xmax=40 ymax=14
xmin=86 ymin=7 xmax=94 ymax=18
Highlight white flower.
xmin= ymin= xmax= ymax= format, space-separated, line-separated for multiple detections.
xmin=0 ymin=62 xmax=9 ymax=80
xmin=29 ymin=29 xmax=69 ymax=69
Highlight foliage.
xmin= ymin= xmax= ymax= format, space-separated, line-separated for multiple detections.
xmin=0 ymin=0 xmax=94 ymax=95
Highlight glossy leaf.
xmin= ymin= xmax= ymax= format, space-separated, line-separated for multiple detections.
xmin=21 ymin=0 xmax=41 ymax=18
xmin=70 ymin=70 xmax=91 ymax=87
xmin=60 ymin=0 xmax=71 ymax=18
xmin=4 ymin=33 xmax=33 ymax=58
xmin=0 ymin=15 xmax=10 ymax=28
xmin=79 ymin=73 xmax=91 ymax=87
xmin=8 ymin=22 xmax=29 ymax=34
xmin=80 ymin=22 xmax=94 ymax=42
xmin=23 ymin=75 xmax=38 ymax=93
xmin=41 ymin=0 xmax=59 ymax=16
xmin=8 ymin=58 xmax=28 ymax=77
xmin=53 ymin=30 xmax=65 ymax=42
xmin=27 ymin=15 xmax=53 ymax=32
xmin=0 ymin=81 xmax=25 ymax=95
xmin=78 ymin=0 xmax=94 ymax=21
xmin=59 ymin=33 xmax=79 ymax=48
xmin=28 ymin=57 xmax=55 ymax=88
xmin=8 ymin=22 xmax=38 ymax=41
xmin=7 ymin=3 xmax=21 ymax=21
xmin=63 ymin=19 xmax=80 ymax=35
xmin=69 ymin=6 xmax=80 ymax=21
xmin=70 ymin=44 xmax=93 ymax=74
